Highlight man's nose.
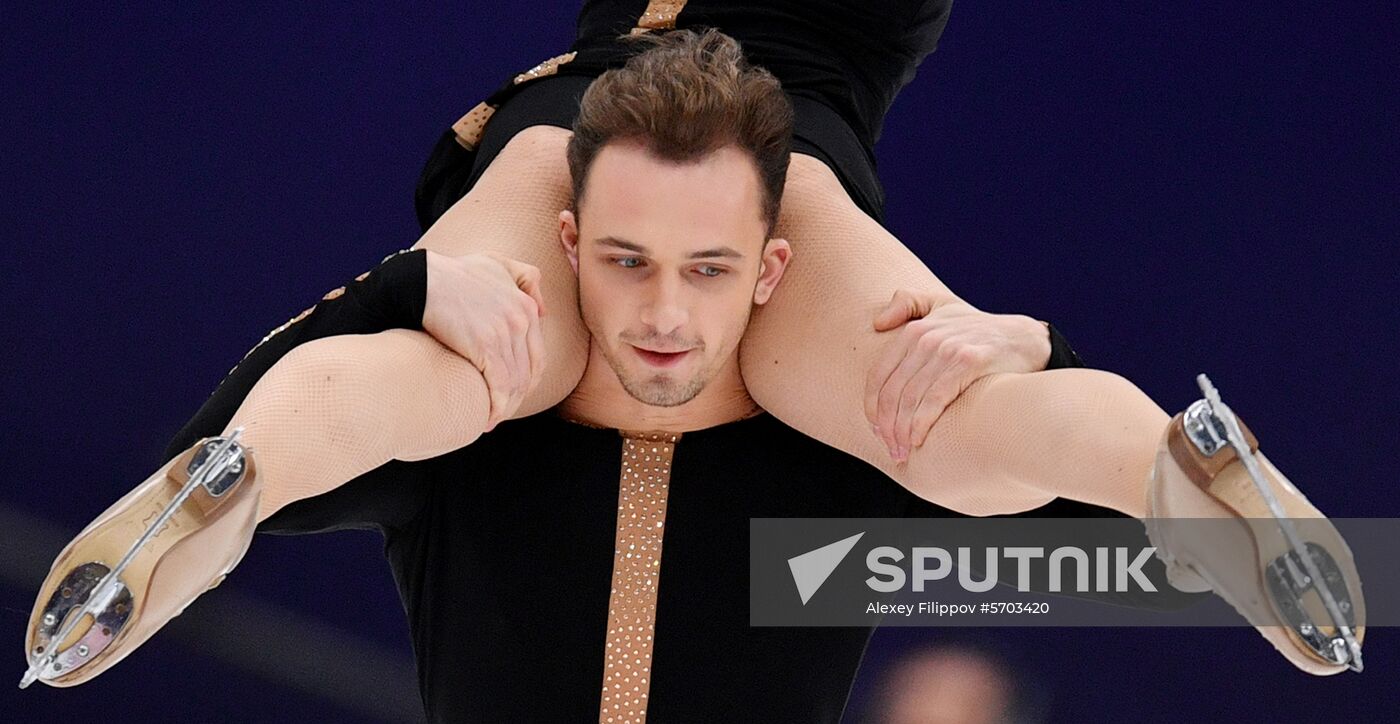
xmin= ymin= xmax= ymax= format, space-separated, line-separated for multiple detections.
xmin=640 ymin=276 xmax=689 ymax=337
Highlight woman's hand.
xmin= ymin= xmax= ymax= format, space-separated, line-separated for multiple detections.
xmin=864 ymin=290 xmax=1050 ymax=461
xmin=422 ymin=250 xmax=548 ymax=430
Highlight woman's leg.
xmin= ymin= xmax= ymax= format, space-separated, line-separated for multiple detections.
xmin=218 ymin=125 xmax=587 ymax=519
xmin=22 ymin=126 xmax=588 ymax=688
xmin=740 ymin=153 xmax=1166 ymax=517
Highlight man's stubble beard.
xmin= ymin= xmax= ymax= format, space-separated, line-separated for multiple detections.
xmin=593 ymin=327 xmax=712 ymax=408
xmin=620 ymin=366 xmax=708 ymax=407
xmin=579 ymin=284 xmax=753 ymax=408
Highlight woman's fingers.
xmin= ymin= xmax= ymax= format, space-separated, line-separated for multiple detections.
xmin=903 ymin=350 xmax=979 ymax=453
xmin=866 ymin=318 xmax=932 ymax=427
xmin=497 ymin=257 xmax=548 ymax=404
xmin=496 ymin=255 xmax=548 ymax=318
xmin=506 ymin=310 xmax=532 ymax=413
xmin=873 ymin=289 xmax=934 ymax=332
xmin=478 ymin=334 xmax=514 ymax=432
xmin=875 ymin=330 xmax=939 ymax=458
xmin=892 ymin=351 xmax=951 ymax=458
xmin=524 ymin=296 xmax=547 ymax=394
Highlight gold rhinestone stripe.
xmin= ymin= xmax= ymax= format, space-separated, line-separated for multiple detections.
xmin=599 ymin=430 xmax=681 ymax=723
xmin=513 ymin=51 xmax=578 ymax=86
xmin=631 ymin=0 xmax=687 ymax=33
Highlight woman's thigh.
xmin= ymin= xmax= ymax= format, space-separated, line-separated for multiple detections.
xmin=411 ymin=125 xmax=589 ymax=416
xmin=740 ymin=152 xmax=964 ymax=452
xmin=739 ymin=155 xmax=1164 ymax=516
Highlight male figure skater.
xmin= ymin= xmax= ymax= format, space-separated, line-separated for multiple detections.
xmin=24 ymin=27 xmax=1363 ymax=721
xmin=21 ymin=31 xmax=1117 ymax=721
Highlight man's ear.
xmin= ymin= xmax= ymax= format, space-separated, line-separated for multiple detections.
xmin=559 ymin=210 xmax=580 ymax=276
xmin=753 ymin=238 xmax=792 ymax=305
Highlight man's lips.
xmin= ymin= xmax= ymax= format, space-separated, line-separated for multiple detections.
xmin=631 ymin=345 xmax=692 ymax=367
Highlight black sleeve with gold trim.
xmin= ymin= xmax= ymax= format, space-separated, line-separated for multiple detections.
xmin=162 ymin=249 xmax=427 ymax=462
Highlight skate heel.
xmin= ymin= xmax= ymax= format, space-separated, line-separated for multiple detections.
xmin=1143 ymin=507 xmax=1213 ymax=593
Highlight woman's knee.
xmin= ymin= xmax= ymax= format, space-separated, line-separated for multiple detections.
xmin=781 ymin=153 xmax=849 ymax=210
xmin=475 ymin=125 xmax=573 ymax=195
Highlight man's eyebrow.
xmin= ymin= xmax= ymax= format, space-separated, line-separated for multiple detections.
xmin=595 ymin=236 xmax=648 ymax=253
xmin=688 ymin=246 xmax=745 ymax=260
xmin=594 ymin=236 xmax=745 ymax=260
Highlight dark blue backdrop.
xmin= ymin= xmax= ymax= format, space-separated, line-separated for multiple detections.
xmin=3 ymin=2 xmax=1396 ymax=722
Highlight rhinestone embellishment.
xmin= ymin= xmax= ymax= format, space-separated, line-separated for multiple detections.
xmin=513 ymin=51 xmax=578 ymax=86
xmin=599 ymin=430 xmax=681 ymax=723
xmin=632 ymin=1 xmax=687 ymax=32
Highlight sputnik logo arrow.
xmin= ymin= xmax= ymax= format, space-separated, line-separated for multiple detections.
xmin=787 ymin=532 xmax=865 ymax=605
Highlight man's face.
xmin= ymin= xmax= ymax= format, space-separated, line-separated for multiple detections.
xmin=561 ymin=141 xmax=789 ymax=407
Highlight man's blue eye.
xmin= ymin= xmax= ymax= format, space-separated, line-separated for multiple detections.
xmin=616 ymin=257 xmax=642 ymax=268
xmin=697 ymin=266 xmax=725 ymax=277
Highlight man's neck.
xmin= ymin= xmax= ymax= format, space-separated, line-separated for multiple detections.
xmin=557 ymin=344 xmax=762 ymax=433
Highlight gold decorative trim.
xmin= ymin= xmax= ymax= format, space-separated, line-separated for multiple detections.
xmin=632 ymin=0 xmax=687 ymax=32
xmin=452 ymin=50 xmax=578 ymax=151
xmin=599 ymin=430 xmax=682 ymax=722
xmin=513 ymin=51 xmax=578 ymax=85
xmin=451 ymin=101 xmax=497 ymax=151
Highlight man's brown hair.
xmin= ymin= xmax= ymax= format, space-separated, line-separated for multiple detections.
xmin=567 ymin=29 xmax=794 ymax=235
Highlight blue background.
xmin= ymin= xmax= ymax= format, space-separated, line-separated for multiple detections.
xmin=3 ymin=2 xmax=1396 ymax=721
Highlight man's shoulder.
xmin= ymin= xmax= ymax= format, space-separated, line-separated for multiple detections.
xmin=460 ymin=410 xmax=620 ymax=457
xmin=696 ymin=412 xmax=891 ymax=475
